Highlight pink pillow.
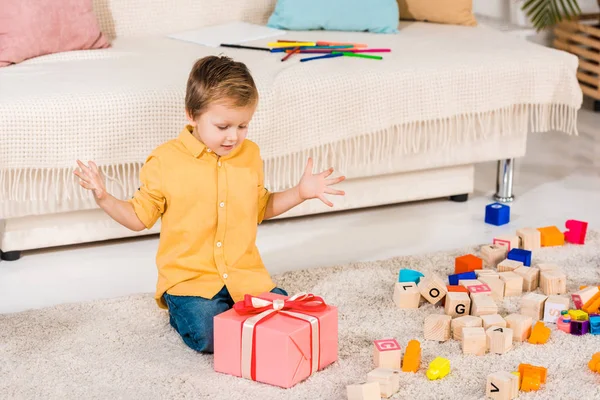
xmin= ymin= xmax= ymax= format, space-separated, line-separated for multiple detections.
xmin=0 ymin=0 xmax=110 ymax=67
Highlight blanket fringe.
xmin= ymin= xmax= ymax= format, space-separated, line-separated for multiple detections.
xmin=0 ymin=104 xmax=578 ymax=218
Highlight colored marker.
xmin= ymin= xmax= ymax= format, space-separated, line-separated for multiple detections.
xmin=317 ymin=41 xmax=368 ymax=48
xmin=220 ymin=43 xmax=270 ymax=52
xmin=281 ymin=47 xmax=300 ymax=61
xmin=336 ymin=52 xmax=383 ymax=60
xmin=268 ymin=42 xmax=316 ymax=47
xmin=300 ymin=53 xmax=344 ymax=62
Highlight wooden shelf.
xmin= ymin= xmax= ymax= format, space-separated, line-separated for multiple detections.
xmin=554 ymin=14 xmax=600 ymax=100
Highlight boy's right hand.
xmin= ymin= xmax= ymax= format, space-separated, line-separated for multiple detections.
xmin=74 ymin=160 xmax=108 ymax=201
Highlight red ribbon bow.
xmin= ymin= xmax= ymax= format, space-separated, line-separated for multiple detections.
xmin=233 ymin=292 xmax=327 ymax=315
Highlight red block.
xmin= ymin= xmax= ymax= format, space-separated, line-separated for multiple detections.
xmin=455 ymin=254 xmax=483 ymax=274
xmin=564 ymin=219 xmax=588 ymax=244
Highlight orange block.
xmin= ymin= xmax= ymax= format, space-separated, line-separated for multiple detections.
xmin=589 ymin=352 xmax=600 ymax=373
xmin=583 ymin=292 xmax=600 ymax=314
xmin=537 ymin=226 xmax=565 ymax=247
xmin=528 ymin=321 xmax=551 ymax=344
xmin=455 ymin=254 xmax=483 ymax=274
xmin=402 ymin=340 xmax=421 ymax=373
xmin=518 ymin=364 xmax=547 ymax=392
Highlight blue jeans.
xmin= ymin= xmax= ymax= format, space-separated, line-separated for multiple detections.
xmin=163 ymin=286 xmax=288 ymax=353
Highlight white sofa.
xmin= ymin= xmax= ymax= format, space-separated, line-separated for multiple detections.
xmin=0 ymin=0 xmax=582 ymax=260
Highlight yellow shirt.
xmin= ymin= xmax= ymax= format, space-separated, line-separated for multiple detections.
xmin=129 ymin=126 xmax=276 ymax=309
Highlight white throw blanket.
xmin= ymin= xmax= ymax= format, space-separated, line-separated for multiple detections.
xmin=0 ymin=23 xmax=582 ymax=218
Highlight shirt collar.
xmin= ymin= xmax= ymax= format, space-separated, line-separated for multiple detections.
xmin=178 ymin=125 xmax=206 ymax=158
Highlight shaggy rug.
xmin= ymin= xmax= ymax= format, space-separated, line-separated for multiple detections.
xmin=2 ymin=233 xmax=600 ymax=400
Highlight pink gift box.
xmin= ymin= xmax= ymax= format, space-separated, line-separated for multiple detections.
xmin=214 ymin=292 xmax=338 ymax=388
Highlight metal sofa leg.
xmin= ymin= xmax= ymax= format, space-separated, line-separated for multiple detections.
xmin=0 ymin=250 xmax=22 ymax=261
xmin=494 ymin=158 xmax=515 ymax=203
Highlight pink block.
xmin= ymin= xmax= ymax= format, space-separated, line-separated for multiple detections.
xmin=213 ymin=292 xmax=338 ymax=388
xmin=468 ymin=284 xmax=492 ymax=294
xmin=493 ymin=238 xmax=512 ymax=251
xmin=564 ymin=220 xmax=588 ymax=244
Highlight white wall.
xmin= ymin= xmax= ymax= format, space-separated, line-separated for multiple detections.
xmin=474 ymin=0 xmax=599 ymax=26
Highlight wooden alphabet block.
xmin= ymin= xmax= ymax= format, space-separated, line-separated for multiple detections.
xmin=513 ymin=266 xmax=540 ymax=292
xmin=498 ymin=272 xmax=523 ymax=297
xmin=451 ymin=315 xmax=483 ymax=341
xmin=366 ymin=368 xmax=400 ymax=398
xmin=461 ymin=327 xmax=487 ymax=355
xmin=497 ymin=259 xmax=523 ymax=273
xmin=444 ymin=292 xmax=471 ymax=318
xmin=572 ymin=286 xmax=599 ymax=309
xmin=517 ymin=227 xmax=541 ymax=251
xmin=424 ymin=314 xmax=452 ymax=342
xmin=467 ymin=283 xmax=493 ymax=299
xmin=481 ymin=314 xmax=507 ymax=330
xmin=480 ymin=244 xmax=507 ymax=268
xmin=537 ymin=226 xmax=565 ymax=247
xmin=520 ymin=292 xmax=548 ymax=321
xmin=373 ymin=339 xmax=402 ymax=369
xmin=458 ymin=279 xmax=483 ymax=289
xmin=504 ymin=313 xmax=533 ymax=342
xmin=347 ymin=381 xmax=381 ymax=400
xmin=486 ymin=327 xmax=513 ymax=354
xmin=540 ymin=270 xmax=567 ymax=295
xmin=455 ymin=254 xmax=483 ymax=274
xmin=417 ymin=274 xmax=447 ymax=305
xmin=393 ymin=282 xmax=421 ymax=309
xmin=486 ymin=371 xmax=519 ymax=399
xmin=402 ymin=340 xmax=421 ymax=373
xmin=493 ymin=235 xmax=519 ymax=252
xmin=476 ymin=269 xmax=500 ymax=279
xmin=543 ymin=295 xmax=570 ymax=323
xmin=537 ymin=263 xmax=561 ymax=272
xmin=478 ymin=277 xmax=505 ymax=301
xmin=471 ymin=294 xmax=498 ymax=317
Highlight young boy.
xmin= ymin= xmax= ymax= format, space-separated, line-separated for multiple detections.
xmin=74 ymin=56 xmax=345 ymax=353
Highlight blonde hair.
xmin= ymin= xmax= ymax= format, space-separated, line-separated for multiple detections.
xmin=185 ymin=55 xmax=258 ymax=120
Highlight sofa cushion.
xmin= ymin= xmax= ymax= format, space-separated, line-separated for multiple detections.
xmin=0 ymin=0 xmax=110 ymax=67
xmin=267 ymin=0 xmax=399 ymax=33
xmin=398 ymin=0 xmax=477 ymax=26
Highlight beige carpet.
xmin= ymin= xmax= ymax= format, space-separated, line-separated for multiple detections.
xmin=2 ymin=233 xmax=600 ymax=400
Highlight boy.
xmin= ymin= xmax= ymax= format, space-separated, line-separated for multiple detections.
xmin=74 ymin=56 xmax=345 ymax=352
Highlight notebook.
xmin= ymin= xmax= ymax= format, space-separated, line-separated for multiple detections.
xmin=167 ymin=21 xmax=286 ymax=47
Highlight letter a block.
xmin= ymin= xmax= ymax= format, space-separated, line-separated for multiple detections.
xmin=486 ymin=372 xmax=519 ymax=399
xmin=444 ymin=292 xmax=471 ymax=318
xmin=373 ymin=339 xmax=402 ymax=369
xmin=418 ymin=274 xmax=447 ymax=305
xmin=486 ymin=326 xmax=513 ymax=354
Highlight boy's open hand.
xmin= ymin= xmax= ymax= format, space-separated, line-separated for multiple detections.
xmin=74 ymin=160 xmax=107 ymax=201
xmin=298 ymin=158 xmax=345 ymax=207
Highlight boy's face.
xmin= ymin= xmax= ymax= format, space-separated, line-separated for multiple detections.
xmin=187 ymin=100 xmax=256 ymax=157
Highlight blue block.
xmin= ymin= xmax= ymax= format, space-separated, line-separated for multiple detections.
xmin=590 ymin=316 xmax=600 ymax=335
xmin=448 ymin=271 xmax=477 ymax=286
xmin=485 ymin=202 xmax=510 ymax=226
xmin=398 ymin=269 xmax=424 ymax=284
xmin=507 ymin=248 xmax=532 ymax=267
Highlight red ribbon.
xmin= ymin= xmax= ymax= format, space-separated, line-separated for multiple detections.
xmin=233 ymin=293 xmax=327 ymax=315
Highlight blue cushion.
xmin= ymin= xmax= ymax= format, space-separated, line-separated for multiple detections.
xmin=267 ymin=0 xmax=399 ymax=33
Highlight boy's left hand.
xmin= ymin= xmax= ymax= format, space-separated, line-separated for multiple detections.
xmin=297 ymin=158 xmax=345 ymax=207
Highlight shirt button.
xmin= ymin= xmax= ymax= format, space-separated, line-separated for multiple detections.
xmin=207 ymin=148 xmax=212 ymax=153
xmin=223 ymin=273 xmax=228 ymax=279
xmin=217 ymin=161 xmax=222 ymax=167
xmin=219 ymin=202 xmax=225 ymax=208
xmin=216 ymin=241 xmax=222 ymax=248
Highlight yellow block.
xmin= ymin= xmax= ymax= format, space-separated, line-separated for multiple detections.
xmin=568 ymin=309 xmax=589 ymax=321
